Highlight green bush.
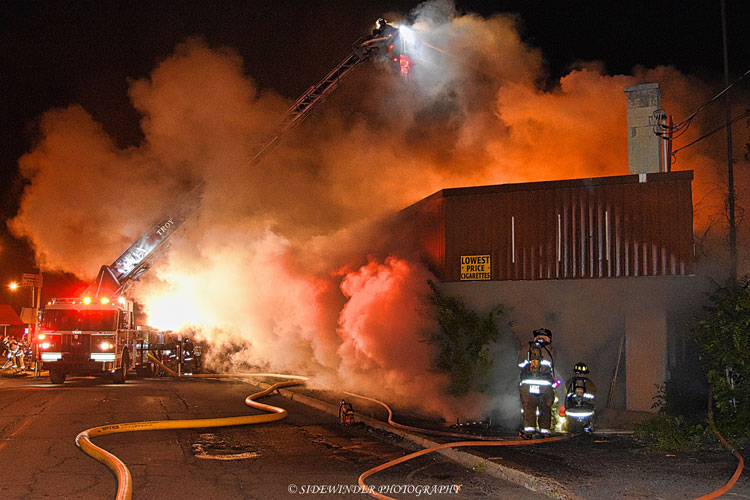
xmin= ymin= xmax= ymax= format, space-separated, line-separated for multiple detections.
xmin=690 ymin=276 xmax=750 ymax=438
xmin=633 ymin=414 xmax=706 ymax=453
xmin=424 ymin=280 xmax=503 ymax=396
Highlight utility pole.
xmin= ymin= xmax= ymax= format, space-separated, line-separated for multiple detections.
xmin=721 ymin=0 xmax=737 ymax=283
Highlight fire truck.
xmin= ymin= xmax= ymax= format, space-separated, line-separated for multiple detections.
xmin=34 ymin=19 xmax=411 ymax=384
xmin=38 ymin=296 xmax=140 ymax=384
xmin=36 ymin=191 xmax=198 ymax=385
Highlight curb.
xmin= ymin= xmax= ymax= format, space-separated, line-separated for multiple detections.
xmin=259 ymin=382 xmax=584 ymax=500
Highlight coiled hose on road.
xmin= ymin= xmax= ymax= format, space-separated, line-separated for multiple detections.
xmin=76 ymin=356 xmax=304 ymax=500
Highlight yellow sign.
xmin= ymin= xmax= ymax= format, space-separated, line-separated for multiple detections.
xmin=460 ymin=255 xmax=491 ymax=280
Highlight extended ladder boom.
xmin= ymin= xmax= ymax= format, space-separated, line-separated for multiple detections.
xmin=250 ymin=20 xmax=405 ymax=163
xmin=92 ymin=20 xmax=407 ymax=297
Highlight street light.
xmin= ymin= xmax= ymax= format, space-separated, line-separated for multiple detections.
xmin=8 ymin=281 xmax=19 ymax=310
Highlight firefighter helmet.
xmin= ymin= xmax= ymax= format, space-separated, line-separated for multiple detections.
xmin=533 ymin=328 xmax=552 ymax=345
xmin=573 ymin=362 xmax=589 ymax=374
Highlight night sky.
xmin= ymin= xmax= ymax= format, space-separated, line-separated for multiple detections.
xmin=2 ymin=0 xmax=749 ymax=292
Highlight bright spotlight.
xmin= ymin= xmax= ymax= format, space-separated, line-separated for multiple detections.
xmin=399 ymin=25 xmax=415 ymax=45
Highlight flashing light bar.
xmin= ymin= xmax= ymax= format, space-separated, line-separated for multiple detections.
xmin=83 ymin=297 xmax=92 ymax=305
xmin=100 ymin=297 xmax=110 ymax=305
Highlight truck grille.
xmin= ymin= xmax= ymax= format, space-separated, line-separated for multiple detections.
xmin=61 ymin=333 xmax=91 ymax=354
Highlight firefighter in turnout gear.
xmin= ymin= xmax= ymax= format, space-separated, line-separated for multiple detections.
xmin=181 ymin=337 xmax=195 ymax=376
xmin=518 ymin=329 xmax=559 ymax=438
xmin=562 ymin=362 xmax=597 ymax=433
xmin=2 ymin=335 xmax=26 ymax=373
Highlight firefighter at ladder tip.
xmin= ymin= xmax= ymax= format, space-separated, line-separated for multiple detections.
xmin=518 ymin=328 xmax=560 ymax=438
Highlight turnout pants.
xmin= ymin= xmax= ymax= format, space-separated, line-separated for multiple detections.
xmin=520 ymin=384 xmax=554 ymax=432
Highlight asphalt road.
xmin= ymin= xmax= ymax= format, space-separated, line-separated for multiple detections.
xmin=0 ymin=372 xmax=547 ymax=500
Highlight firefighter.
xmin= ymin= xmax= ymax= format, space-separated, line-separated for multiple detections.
xmin=3 ymin=335 xmax=25 ymax=373
xmin=518 ymin=328 xmax=559 ymax=438
xmin=339 ymin=400 xmax=355 ymax=425
xmin=1 ymin=335 xmax=11 ymax=370
xmin=181 ymin=337 xmax=195 ymax=376
xmin=563 ymin=362 xmax=597 ymax=433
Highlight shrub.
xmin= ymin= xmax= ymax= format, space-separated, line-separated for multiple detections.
xmin=424 ymin=280 xmax=504 ymax=396
xmin=633 ymin=414 xmax=706 ymax=453
xmin=690 ymin=276 xmax=750 ymax=438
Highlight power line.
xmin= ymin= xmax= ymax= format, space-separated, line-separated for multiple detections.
xmin=653 ymin=66 xmax=750 ymax=144
xmin=671 ymin=108 xmax=750 ymax=157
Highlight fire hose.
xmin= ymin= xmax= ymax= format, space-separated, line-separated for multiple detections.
xmin=344 ymin=392 xmax=573 ymax=500
xmin=345 ymin=390 xmax=571 ymax=442
xmin=78 ymin=355 xmax=744 ymax=500
xmin=346 ymin=391 xmax=745 ymax=500
xmin=692 ymin=388 xmax=744 ymax=500
xmin=75 ymin=358 xmax=305 ymax=500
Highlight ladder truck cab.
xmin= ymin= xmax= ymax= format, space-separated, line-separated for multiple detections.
xmin=38 ymin=295 xmax=141 ymax=384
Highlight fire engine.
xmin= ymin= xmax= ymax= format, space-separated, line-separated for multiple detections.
xmin=38 ymin=296 xmax=141 ymax=384
xmin=34 ymin=19 xmax=412 ymax=384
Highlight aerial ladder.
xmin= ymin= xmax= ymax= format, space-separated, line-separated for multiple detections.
xmin=37 ymin=20 xmax=411 ymax=383
xmin=91 ymin=19 xmax=410 ymax=298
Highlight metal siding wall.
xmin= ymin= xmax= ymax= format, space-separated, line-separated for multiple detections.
xmin=401 ymin=193 xmax=446 ymax=279
xmin=678 ymin=180 xmax=695 ymax=275
xmin=411 ymin=172 xmax=694 ymax=281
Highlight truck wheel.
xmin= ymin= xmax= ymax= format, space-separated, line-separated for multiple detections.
xmin=112 ymin=367 xmax=126 ymax=384
xmin=136 ymin=363 xmax=153 ymax=378
xmin=49 ymin=370 xmax=66 ymax=384
xmin=112 ymin=351 xmax=129 ymax=384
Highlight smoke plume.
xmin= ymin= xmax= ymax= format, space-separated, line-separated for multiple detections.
xmin=9 ymin=1 xmax=746 ymax=420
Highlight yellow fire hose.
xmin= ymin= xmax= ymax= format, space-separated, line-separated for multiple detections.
xmin=344 ymin=391 xmax=572 ymax=442
xmin=345 ymin=392 xmax=573 ymax=500
xmin=75 ymin=359 xmax=303 ymax=500
xmin=78 ymin=355 xmax=744 ymax=500
xmin=350 ymin=390 xmax=744 ymax=500
xmin=145 ymin=351 xmax=178 ymax=376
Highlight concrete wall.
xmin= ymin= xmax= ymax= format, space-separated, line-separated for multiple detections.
xmin=625 ymin=307 xmax=667 ymax=411
xmin=625 ymin=83 xmax=662 ymax=175
xmin=441 ymin=275 xmax=704 ymax=412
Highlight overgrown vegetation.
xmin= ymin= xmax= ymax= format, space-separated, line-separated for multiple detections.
xmin=636 ymin=276 xmax=750 ymax=450
xmin=690 ymin=276 xmax=750 ymax=438
xmin=634 ymin=383 xmax=708 ymax=452
xmin=424 ymin=280 xmax=503 ymax=396
xmin=633 ymin=412 xmax=707 ymax=452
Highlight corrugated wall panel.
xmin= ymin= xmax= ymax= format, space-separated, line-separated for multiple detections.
xmin=402 ymin=171 xmax=694 ymax=281
xmin=678 ymin=180 xmax=694 ymax=275
xmin=398 ymin=192 xmax=446 ymax=279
